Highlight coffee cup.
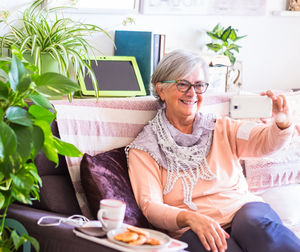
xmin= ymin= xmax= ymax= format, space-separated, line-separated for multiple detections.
xmin=97 ymin=199 xmax=126 ymax=231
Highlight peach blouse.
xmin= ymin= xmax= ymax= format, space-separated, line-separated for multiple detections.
xmin=128 ymin=117 xmax=294 ymax=238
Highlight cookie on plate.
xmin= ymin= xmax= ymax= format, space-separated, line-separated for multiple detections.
xmin=129 ymin=235 xmax=147 ymax=245
xmin=114 ymin=231 xmax=139 ymax=243
xmin=127 ymin=225 xmax=150 ymax=238
xmin=145 ymin=237 xmax=162 ymax=245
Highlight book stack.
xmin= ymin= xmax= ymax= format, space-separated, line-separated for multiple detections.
xmin=114 ymin=30 xmax=166 ymax=95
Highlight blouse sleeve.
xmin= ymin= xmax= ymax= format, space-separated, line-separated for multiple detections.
xmin=128 ymin=148 xmax=184 ymax=231
xmin=235 ymin=120 xmax=294 ymax=158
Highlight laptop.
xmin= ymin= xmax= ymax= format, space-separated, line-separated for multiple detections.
xmin=78 ymin=56 xmax=146 ymax=97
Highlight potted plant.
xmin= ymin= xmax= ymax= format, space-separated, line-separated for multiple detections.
xmin=0 ymin=0 xmax=113 ymax=97
xmin=206 ymin=23 xmax=246 ymax=65
xmin=0 ymin=46 xmax=82 ymax=251
xmin=205 ymin=23 xmax=246 ymax=92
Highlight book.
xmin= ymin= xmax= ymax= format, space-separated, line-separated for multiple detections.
xmin=152 ymin=33 xmax=160 ymax=73
xmin=114 ymin=30 xmax=153 ymax=95
xmin=114 ymin=31 xmax=166 ymax=96
xmin=159 ymin=34 xmax=166 ymax=61
xmin=153 ymin=34 xmax=167 ymax=73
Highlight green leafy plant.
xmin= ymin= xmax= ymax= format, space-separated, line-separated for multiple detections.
xmin=0 ymin=47 xmax=82 ymax=251
xmin=206 ymin=23 xmax=247 ymax=65
xmin=0 ymin=0 xmax=113 ymax=97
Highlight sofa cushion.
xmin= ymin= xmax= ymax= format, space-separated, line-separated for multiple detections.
xmin=255 ymin=184 xmax=300 ymax=229
xmin=245 ymin=132 xmax=300 ymax=191
xmin=80 ymin=147 xmax=150 ymax=228
xmin=32 ymin=175 xmax=81 ymax=215
xmin=32 ymin=119 xmax=81 ymax=215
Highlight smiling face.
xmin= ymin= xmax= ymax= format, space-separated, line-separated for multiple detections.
xmin=156 ymin=67 xmax=206 ymax=129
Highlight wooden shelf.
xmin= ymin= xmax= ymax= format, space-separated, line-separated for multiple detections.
xmin=272 ymin=10 xmax=300 ymax=16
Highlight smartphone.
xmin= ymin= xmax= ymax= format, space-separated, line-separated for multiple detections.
xmin=229 ymin=95 xmax=272 ymax=119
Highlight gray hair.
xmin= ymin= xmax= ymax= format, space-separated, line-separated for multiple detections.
xmin=151 ymin=49 xmax=209 ymax=104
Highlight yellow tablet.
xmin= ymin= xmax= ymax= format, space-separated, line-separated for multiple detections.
xmin=79 ymin=56 xmax=146 ymax=97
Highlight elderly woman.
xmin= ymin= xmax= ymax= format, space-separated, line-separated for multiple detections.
xmin=126 ymin=50 xmax=300 ymax=252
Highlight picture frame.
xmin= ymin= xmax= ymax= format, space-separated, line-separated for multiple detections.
xmin=289 ymin=0 xmax=300 ymax=11
xmin=139 ymin=0 xmax=207 ymax=15
xmin=139 ymin=0 xmax=266 ymax=16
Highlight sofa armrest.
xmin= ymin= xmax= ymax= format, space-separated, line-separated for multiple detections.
xmin=7 ymin=204 xmax=117 ymax=252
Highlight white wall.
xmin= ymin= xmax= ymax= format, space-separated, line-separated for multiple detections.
xmin=1 ymin=0 xmax=300 ymax=92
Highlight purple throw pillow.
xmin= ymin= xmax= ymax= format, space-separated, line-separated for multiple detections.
xmin=80 ymin=147 xmax=150 ymax=228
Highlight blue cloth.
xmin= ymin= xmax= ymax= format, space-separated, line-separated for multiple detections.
xmin=180 ymin=202 xmax=300 ymax=252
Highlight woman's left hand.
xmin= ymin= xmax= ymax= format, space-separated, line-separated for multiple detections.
xmin=262 ymin=90 xmax=292 ymax=130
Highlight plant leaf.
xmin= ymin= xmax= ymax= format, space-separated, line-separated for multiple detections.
xmin=21 ymin=234 xmax=40 ymax=252
xmin=53 ymin=136 xmax=82 ymax=157
xmin=228 ymin=29 xmax=236 ymax=42
xmin=34 ymin=119 xmax=58 ymax=164
xmin=42 ymin=141 xmax=58 ymax=164
xmin=6 ymin=106 xmax=33 ymax=126
xmin=0 ymin=192 xmax=4 ymax=209
xmin=11 ymin=187 xmax=30 ymax=204
xmin=212 ymin=23 xmax=220 ymax=32
xmin=11 ymin=230 xmax=26 ymax=249
xmin=25 ymin=162 xmax=42 ymax=186
xmin=221 ymin=26 xmax=232 ymax=42
xmin=206 ymin=31 xmax=219 ymax=40
xmin=228 ymin=44 xmax=240 ymax=53
xmin=236 ymin=35 xmax=247 ymax=41
xmin=0 ymin=82 xmax=9 ymax=100
xmin=35 ymin=72 xmax=79 ymax=97
xmin=10 ymin=124 xmax=33 ymax=160
xmin=224 ymin=50 xmax=235 ymax=64
xmin=11 ymin=46 xmax=24 ymax=60
xmin=29 ymin=104 xmax=55 ymax=124
xmin=8 ymin=55 xmax=27 ymax=92
xmin=11 ymin=169 xmax=34 ymax=191
xmin=31 ymin=125 xmax=44 ymax=158
xmin=17 ymin=75 xmax=32 ymax=93
xmin=0 ymin=122 xmax=17 ymax=159
xmin=0 ymin=68 xmax=8 ymax=81
xmin=29 ymin=184 xmax=40 ymax=202
xmin=0 ymin=175 xmax=12 ymax=190
xmin=29 ymin=93 xmax=53 ymax=110
xmin=206 ymin=43 xmax=222 ymax=52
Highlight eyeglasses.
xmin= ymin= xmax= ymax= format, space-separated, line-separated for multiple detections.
xmin=161 ymin=79 xmax=209 ymax=94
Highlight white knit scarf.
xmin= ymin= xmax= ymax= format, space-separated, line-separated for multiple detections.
xmin=126 ymin=109 xmax=216 ymax=210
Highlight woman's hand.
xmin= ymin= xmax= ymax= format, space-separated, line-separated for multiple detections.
xmin=177 ymin=211 xmax=229 ymax=252
xmin=262 ymin=90 xmax=292 ymax=130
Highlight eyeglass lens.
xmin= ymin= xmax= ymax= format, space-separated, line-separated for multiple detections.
xmin=176 ymin=80 xmax=208 ymax=94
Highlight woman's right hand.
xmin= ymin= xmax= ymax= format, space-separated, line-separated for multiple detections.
xmin=177 ymin=211 xmax=230 ymax=252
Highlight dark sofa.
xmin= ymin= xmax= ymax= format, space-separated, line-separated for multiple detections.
xmin=7 ymin=120 xmax=118 ymax=252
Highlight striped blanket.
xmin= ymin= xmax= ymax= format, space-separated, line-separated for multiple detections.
xmin=52 ymin=94 xmax=231 ymax=217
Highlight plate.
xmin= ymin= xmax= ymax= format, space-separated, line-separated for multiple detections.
xmin=107 ymin=227 xmax=171 ymax=250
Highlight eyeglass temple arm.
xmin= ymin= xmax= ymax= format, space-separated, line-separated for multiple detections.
xmin=161 ymin=80 xmax=176 ymax=83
